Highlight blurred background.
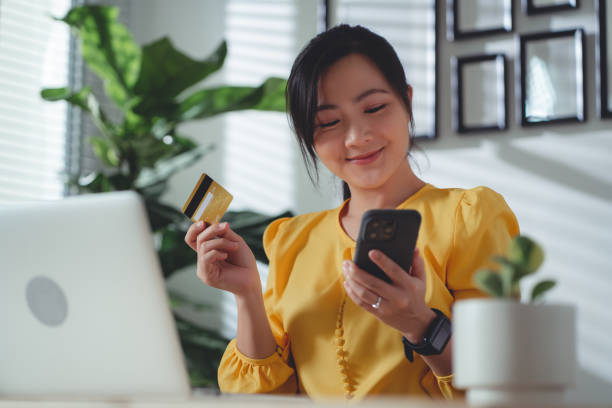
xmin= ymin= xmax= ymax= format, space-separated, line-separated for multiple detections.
xmin=1 ymin=0 xmax=610 ymax=401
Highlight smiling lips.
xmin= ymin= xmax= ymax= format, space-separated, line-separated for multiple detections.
xmin=346 ymin=147 xmax=384 ymax=165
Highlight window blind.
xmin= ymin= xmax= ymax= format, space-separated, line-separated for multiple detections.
xmin=223 ymin=0 xmax=299 ymax=216
xmin=217 ymin=0 xmax=322 ymax=339
xmin=331 ymin=0 xmax=437 ymax=139
xmin=0 ymin=0 xmax=72 ymax=202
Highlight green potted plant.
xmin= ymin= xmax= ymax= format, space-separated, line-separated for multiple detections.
xmin=453 ymin=236 xmax=576 ymax=405
xmin=41 ymin=5 xmax=292 ymax=388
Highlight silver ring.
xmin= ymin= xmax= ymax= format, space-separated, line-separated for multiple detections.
xmin=372 ymin=296 xmax=382 ymax=309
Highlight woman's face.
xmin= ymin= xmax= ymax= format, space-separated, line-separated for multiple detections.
xmin=313 ymin=53 xmax=411 ymax=194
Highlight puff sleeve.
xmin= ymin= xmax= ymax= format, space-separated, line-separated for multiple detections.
xmin=217 ymin=218 xmax=298 ymax=394
xmin=425 ymin=187 xmax=519 ymax=400
xmin=446 ymin=187 xmax=520 ymax=300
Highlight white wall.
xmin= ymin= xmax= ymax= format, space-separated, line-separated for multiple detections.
xmin=416 ymin=0 xmax=612 ymax=403
xmin=127 ymin=0 xmax=612 ymax=402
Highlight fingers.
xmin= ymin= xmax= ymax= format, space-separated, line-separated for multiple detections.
xmin=195 ymin=222 xmax=230 ymax=250
xmin=202 ymin=248 xmax=229 ymax=264
xmin=367 ymin=249 xmax=411 ymax=286
xmin=410 ymin=248 xmax=426 ymax=281
xmin=185 ymin=221 xmax=242 ymax=255
xmin=198 ymin=237 xmax=239 ymax=256
xmin=343 ymin=260 xmax=405 ymax=312
xmin=197 ymin=249 xmax=228 ymax=287
xmin=215 ymin=223 xmax=243 ymax=243
xmin=343 ymin=274 xmax=382 ymax=311
xmin=184 ymin=221 xmax=208 ymax=251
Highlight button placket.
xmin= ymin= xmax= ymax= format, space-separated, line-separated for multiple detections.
xmin=335 ymin=292 xmax=355 ymax=399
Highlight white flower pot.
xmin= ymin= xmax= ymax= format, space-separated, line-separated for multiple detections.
xmin=453 ymin=299 xmax=576 ymax=406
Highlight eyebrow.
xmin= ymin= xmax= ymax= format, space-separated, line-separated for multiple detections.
xmin=316 ymin=88 xmax=389 ymax=112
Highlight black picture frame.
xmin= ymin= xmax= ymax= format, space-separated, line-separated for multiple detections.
xmin=597 ymin=0 xmax=612 ymax=118
xmin=325 ymin=0 xmax=439 ymax=140
xmin=453 ymin=54 xmax=508 ymax=133
xmin=523 ymin=0 xmax=579 ymax=15
xmin=448 ymin=0 xmax=513 ymax=40
xmin=519 ymin=28 xmax=586 ymax=126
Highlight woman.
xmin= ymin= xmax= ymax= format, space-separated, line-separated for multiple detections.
xmin=184 ymin=25 xmax=519 ymax=400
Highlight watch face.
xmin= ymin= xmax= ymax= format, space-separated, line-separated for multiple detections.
xmin=430 ymin=318 xmax=452 ymax=352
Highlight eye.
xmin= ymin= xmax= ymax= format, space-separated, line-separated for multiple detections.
xmin=319 ymin=119 xmax=339 ymax=128
xmin=365 ymin=104 xmax=386 ymax=114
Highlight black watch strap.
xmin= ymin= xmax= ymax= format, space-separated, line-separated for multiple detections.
xmin=402 ymin=308 xmax=452 ymax=362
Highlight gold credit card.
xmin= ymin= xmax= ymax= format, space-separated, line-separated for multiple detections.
xmin=182 ymin=173 xmax=233 ymax=224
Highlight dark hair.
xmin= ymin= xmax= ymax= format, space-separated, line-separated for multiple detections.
xmin=286 ymin=24 xmax=416 ymax=200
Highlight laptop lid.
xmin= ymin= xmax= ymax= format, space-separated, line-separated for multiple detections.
xmin=0 ymin=191 xmax=191 ymax=399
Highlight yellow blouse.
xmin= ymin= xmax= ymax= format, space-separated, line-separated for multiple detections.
xmin=218 ymin=184 xmax=519 ymax=400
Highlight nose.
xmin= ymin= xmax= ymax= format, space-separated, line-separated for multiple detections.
xmin=345 ymin=119 xmax=372 ymax=148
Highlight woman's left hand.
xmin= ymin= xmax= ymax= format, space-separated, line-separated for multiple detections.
xmin=342 ymin=247 xmax=436 ymax=343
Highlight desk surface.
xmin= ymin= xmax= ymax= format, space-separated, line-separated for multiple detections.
xmin=0 ymin=395 xmax=460 ymax=408
xmin=1 ymin=395 xmax=604 ymax=408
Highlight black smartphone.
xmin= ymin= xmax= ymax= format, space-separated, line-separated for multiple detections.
xmin=353 ymin=209 xmax=422 ymax=284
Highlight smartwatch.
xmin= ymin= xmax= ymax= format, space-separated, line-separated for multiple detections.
xmin=402 ymin=308 xmax=452 ymax=362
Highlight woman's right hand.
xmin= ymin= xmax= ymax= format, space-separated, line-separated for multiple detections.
xmin=184 ymin=221 xmax=261 ymax=297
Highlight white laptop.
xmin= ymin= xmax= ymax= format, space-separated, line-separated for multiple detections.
xmin=0 ymin=191 xmax=191 ymax=400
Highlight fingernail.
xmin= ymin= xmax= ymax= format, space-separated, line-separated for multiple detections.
xmin=342 ymin=260 xmax=350 ymax=271
xmin=197 ymin=221 xmax=204 ymax=228
xmin=219 ymin=222 xmax=228 ymax=229
xmin=369 ymin=250 xmax=380 ymax=259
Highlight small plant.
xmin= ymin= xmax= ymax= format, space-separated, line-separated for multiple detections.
xmin=474 ymin=235 xmax=556 ymax=303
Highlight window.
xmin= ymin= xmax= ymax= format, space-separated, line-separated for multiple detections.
xmin=330 ymin=0 xmax=438 ymax=139
xmin=223 ymin=0 xmax=299 ymax=215
xmin=0 ymin=0 xmax=73 ymax=202
xmin=218 ymin=0 xmax=322 ymax=338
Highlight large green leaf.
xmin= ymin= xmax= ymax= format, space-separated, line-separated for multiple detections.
xmin=135 ymin=143 xmax=213 ymax=195
xmin=168 ymin=290 xmax=213 ymax=312
xmin=157 ymin=227 xmax=197 ymax=279
xmin=60 ymin=5 xmax=141 ymax=108
xmin=174 ymin=314 xmax=228 ymax=388
xmin=177 ymin=77 xmax=287 ymax=122
xmin=145 ymin=201 xmax=186 ymax=232
xmin=128 ymin=134 xmax=193 ymax=169
xmin=131 ymin=39 xmax=227 ymax=116
xmin=73 ymin=172 xmax=133 ymax=193
xmin=90 ymin=136 xmax=120 ymax=167
xmin=41 ymin=87 xmax=115 ymax=140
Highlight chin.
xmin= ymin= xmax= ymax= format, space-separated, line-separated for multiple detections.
xmin=347 ymin=174 xmax=389 ymax=191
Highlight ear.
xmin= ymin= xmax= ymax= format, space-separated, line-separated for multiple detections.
xmin=406 ymin=85 xmax=413 ymax=103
